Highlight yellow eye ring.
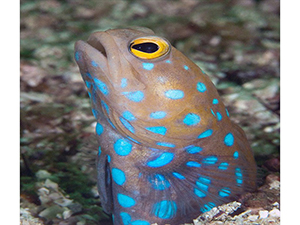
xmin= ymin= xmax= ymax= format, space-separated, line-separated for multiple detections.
xmin=129 ymin=36 xmax=170 ymax=60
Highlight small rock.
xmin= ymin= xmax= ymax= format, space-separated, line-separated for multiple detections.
xmin=265 ymin=174 xmax=280 ymax=183
xmin=68 ymin=202 xmax=83 ymax=214
xmin=209 ymin=36 xmax=221 ymax=46
xmin=193 ymin=201 xmax=241 ymax=224
xmin=248 ymin=214 xmax=259 ymax=221
xmin=234 ymin=209 xmax=252 ymax=219
xmin=38 ymin=187 xmax=50 ymax=196
xmin=243 ymin=79 xmax=268 ymax=90
xmin=253 ymin=83 xmax=279 ymax=101
xmin=38 ymin=187 xmax=51 ymax=205
xmin=272 ymin=202 xmax=280 ymax=208
xmin=75 ymin=6 xmax=97 ymax=19
xmin=36 ymin=170 xmax=52 ymax=180
xmin=76 ymin=222 xmax=86 ymax=225
xmin=55 ymin=197 xmax=73 ymax=207
xmin=20 ymin=62 xmax=47 ymax=88
xmin=259 ymin=210 xmax=269 ymax=219
xmin=49 ymin=192 xmax=61 ymax=201
xmin=269 ymin=208 xmax=280 ymax=218
xmin=39 ymin=205 xmax=64 ymax=220
xmin=91 ymin=185 xmax=99 ymax=198
xmin=63 ymin=209 xmax=72 ymax=219
xmin=44 ymin=179 xmax=59 ymax=190
xmin=20 ymin=207 xmax=44 ymax=225
xmin=269 ymin=180 xmax=280 ymax=190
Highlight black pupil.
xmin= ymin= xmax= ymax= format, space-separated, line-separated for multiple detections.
xmin=132 ymin=42 xmax=159 ymax=53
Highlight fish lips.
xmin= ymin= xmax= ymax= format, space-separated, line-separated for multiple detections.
xmin=75 ymin=31 xmax=122 ymax=84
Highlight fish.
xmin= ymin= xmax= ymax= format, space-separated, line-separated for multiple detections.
xmin=74 ymin=27 xmax=257 ymax=225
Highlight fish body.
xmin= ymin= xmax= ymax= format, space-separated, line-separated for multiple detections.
xmin=75 ymin=27 xmax=256 ymax=225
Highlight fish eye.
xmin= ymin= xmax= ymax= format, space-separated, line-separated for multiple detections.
xmin=129 ymin=37 xmax=170 ymax=60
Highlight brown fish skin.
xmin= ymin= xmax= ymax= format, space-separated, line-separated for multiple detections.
xmin=74 ymin=27 xmax=257 ymax=225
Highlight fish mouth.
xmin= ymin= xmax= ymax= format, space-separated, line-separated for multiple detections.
xmin=75 ymin=31 xmax=122 ymax=84
xmin=86 ymin=32 xmax=108 ymax=58
xmin=86 ymin=31 xmax=121 ymax=68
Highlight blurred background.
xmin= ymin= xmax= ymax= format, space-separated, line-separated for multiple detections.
xmin=20 ymin=0 xmax=279 ymax=224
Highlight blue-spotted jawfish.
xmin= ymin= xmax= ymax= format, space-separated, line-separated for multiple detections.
xmin=74 ymin=27 xmax=257 ymax=225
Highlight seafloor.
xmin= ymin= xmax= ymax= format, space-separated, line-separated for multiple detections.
xmin=20 ymin=0 xmax=280 ymax=224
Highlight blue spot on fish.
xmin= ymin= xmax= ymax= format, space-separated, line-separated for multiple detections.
xmin=90 ymin=88 xmax=96 ymax=102
xmin=216 ymin=112 xmax=222 ymax=121
xmin=112 ymin=168 xmax=126 ymax=185
xmin=165 ymin=90 xmax=184 ymax=100
xmin=198 ymin=177 xmax=211 ymax=184
xmin=218 ymin=162 xmax=229 ymax=170
xmin=211 ymin=109 xmax=216 ymax=117
xmin=165 ymin=60 xmax=171 ymax=64
xmin=85 ymin=72 xmax=92 ymax=79
xmin=197 ymin=82 xmax=207 ymax=92
xmin=186 ymin=161 xmax=201 ymax=167
xmin=114 ymin=138 xmax=132 ymax=156
xmin=98 ymin=146 xmax=101 ymax=156
xmin=147 ymin=152 xmax=174 ymax=167
xmin=122 ymin=91 xmax=144 ymax=102
xmin=91 ymin=61 xmax=98 ymax=67
xmin=153 ymin=200 xmax=177 ymax=219
xmin=198 ymin=129 xmax=213 ymax=139
xmin=121 ymin=78 xmax=127 ymax=88
xmin=120 ymin=117 xmax=135 ymax=133
xmin=203 ymin=156 xmax=218 ymax=164
xmin=150 ymin=111 xmax=167 ymax=119
xmin=101 ymin=100 xmax=109 ymax=114
xmin=126 ymin=136 xmax=140 ymax=144
xmin=107 ymin=119 xmax=116 ymax=129
xmin=92 ymin=108 xmax=97 ymax=118
xmin=186 ymin=146 xmax=202 ymax=154
xmin=201 ymin=202 xmax=216 ymax=213
xmin=120 ymin=212 xmax=131 ymax=225
xmin=212 ymin=98 xmax=219 ymax=104
xmin=219 ymin=188 xmax=231 ymax=197
xmin=172 ymin=172 xmax=185 ymax=179
xmin=224 ymin=133 xmax=234 ymax=146
xmin=145 ymin=126 xmax=167 ymax=135
xmin=117 ymin=193 xmax=136 ymax=208
xmin=156 ymin=142 xmax=175 ymax=148
xmin=194 ymin=177 xmax=211 ymax=198
xmin=75 ymin=51 xmax=80 ymax=61
xmin=94 ymin=78 xmax=109 ymax=95
xmin=96 ymin=123 xmax=103 ymax=135
xmin=226 ymin=108 xmax=230 ymax=117
xmin=196 ymin=180 xmax=209 ymax=192
xmin=233 ymin=151 xmax=239 ymax=159
xmin=183 ymin=113 xmax=200 ymax=126
xmin=194 ymin=189 xmax=206 ymax=198
xmin=149 ymin=174 xmax=170 ymax=190
xmin=235 ymin=167 xmax=243 ymax=185
xmin=85 ymin=81 xmax=91 ymax=89
xmin=122 ymin=111 xmax=136 ymax=121
xmin=142 ymin=63 xmax=154 ymax=70
xmin=184 ymin=65 xmax=189 ymax=70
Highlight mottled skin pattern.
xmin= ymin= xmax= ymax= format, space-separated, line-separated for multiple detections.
xmin=74 ymin=27 xmax=257 ymax=225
